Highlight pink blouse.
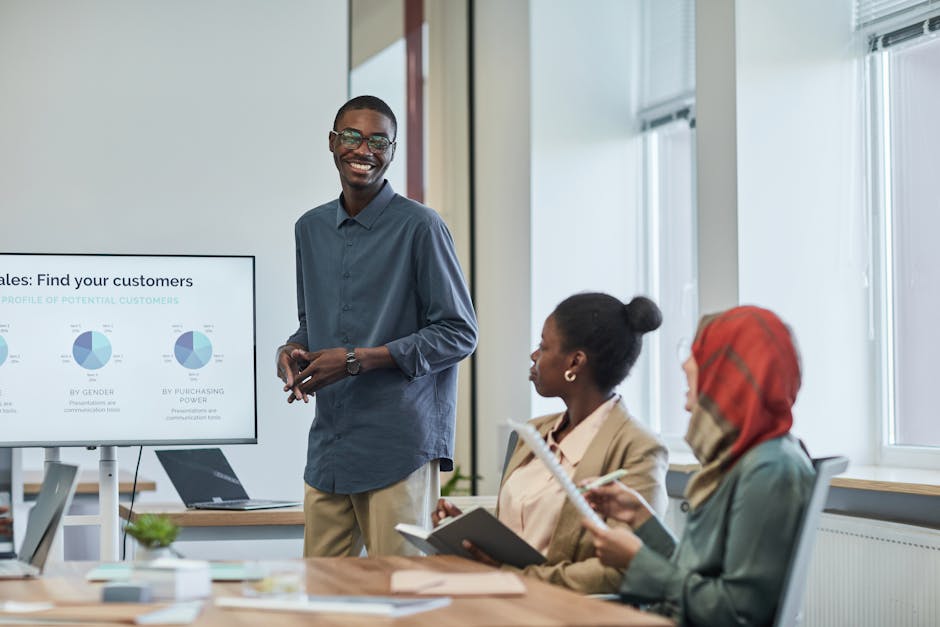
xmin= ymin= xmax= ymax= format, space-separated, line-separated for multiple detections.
xmin=498 ymin=396 xmax=618 ymax=554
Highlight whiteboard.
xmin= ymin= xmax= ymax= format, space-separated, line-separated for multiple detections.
xmin=0 ymin=254 xmax=256 ymax=446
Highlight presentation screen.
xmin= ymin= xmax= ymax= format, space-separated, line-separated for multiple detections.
xmin=0 ymin=254 xmax=256 ymax=446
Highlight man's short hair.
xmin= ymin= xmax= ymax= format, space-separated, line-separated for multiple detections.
xmin=333 ymin=95 xmax=398 ymax=139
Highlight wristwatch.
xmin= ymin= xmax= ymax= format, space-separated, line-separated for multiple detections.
xmin=345 ymin=350 xmax=361 ymax=376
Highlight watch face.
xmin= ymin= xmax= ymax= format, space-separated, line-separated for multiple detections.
xmin=346 ymin=354 xmax=361 ymax=375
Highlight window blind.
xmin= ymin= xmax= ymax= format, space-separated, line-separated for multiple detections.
xmin=865 ymin=10 xmax=940 ymax=50
xmin=855 ymin=0 xmax=940 ymax=30
xmin=638 ymin=0 xmax=695 ymax=117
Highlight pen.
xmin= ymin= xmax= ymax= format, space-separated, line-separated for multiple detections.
xmin=578 ymin=469 xmax=628 ymax=493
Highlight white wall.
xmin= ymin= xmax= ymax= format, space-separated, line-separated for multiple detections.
xmin=474 ymin=1 xmax=652 ymax=493
xmin=735 ymin=0 xmax=872 ymax=462
xmin=349 ymin=38 xmax=407 ymax=194
xmin=473 ymin=0 xmax=532 ymax=493
xmin=529 ymin=0 xmax=647 ymax=420
xmin=696 ymin=0 xmax=739 ymax=314
xmin=0 ymin=0 xmax=348 ymax=557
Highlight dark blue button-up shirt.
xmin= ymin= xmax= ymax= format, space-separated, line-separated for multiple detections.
xmin=287 ymin=182 xmax=478 ymax=494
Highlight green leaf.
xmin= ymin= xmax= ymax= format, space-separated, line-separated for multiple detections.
xmin=124 ymin=514 xmax=180 ymax=549
xmin=440 ymin=464 xmax=483 ymax=497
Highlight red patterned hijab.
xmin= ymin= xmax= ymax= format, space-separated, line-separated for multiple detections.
xmin=684 ymin=306 xmax=801 ymax=508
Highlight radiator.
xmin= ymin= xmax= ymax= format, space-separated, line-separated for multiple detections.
xmin=803 ymin=513 xmax=940 ymax=627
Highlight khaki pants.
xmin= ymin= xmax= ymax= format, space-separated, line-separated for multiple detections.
xmin=303 ymin=460 xmax=439 ymax=557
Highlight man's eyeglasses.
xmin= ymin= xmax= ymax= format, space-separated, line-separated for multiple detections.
xmin=330 ymin=129 xmax=395 ymax=153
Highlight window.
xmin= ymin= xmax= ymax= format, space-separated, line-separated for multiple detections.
xmin=868 ymin=13 xmax=940 ymax=465
xmin=643 ymin=115 xmax=697 ymax=440
xmin=639 ymin=0 xmax=697 ymax=443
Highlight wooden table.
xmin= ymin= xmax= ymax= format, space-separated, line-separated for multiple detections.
xmin=119 ymin=495 xmax=500 ymax=544
xmin=120 ymin=503 xmax=306 ymax=542
xmin=23 ymin=469 xmax=156 ymax=496
xmin=3 ymin=556 xmax=672 ymax=626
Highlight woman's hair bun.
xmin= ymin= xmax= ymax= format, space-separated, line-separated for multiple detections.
xmin=624 ymin=296 xmax=662 ymax=334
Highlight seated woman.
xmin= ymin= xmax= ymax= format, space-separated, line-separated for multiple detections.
xmin=434 ymin=292 xmax=668 ymax=594
xmin=583 ymin=306 xmax=815 ymax=626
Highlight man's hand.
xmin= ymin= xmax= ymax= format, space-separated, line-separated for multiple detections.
xmin=276 ymin=344 xmax=308 ymax=401
xmin=276 ymin=345 xmax=303 ymax=387
xmin=432 ymin=498 xmax=463 ymax=527
xmin=582 ymin=480 xmax=654 ymax=529
xmin=582 ymin=518 xmax=643 ymax=569
xmin=286 ymin=347 xmax=349 ymax=403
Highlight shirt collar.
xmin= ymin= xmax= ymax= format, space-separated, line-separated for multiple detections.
xmin=547 ymin=395 xmax=619 ymax=463
xmin=336 ymin=180 xmax=396 ymax=229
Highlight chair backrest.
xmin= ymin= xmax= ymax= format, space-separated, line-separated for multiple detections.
xmin=773 ymin=455 xmax=849 ymax=627
xmin=501 ymin=431 xmax=520 ymax=482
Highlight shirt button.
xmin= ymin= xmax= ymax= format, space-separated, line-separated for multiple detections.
xmin=343 ymin=336 xmax=349 ymax=343
xmin=342 ymin=304 xmax=350 ymax=311
xmin=346 ymin=241 xmax=353 ymax=247
xmin=343 ymin=272 xmax=350 ymax=279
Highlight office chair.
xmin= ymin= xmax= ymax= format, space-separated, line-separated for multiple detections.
xmin=772 ymin=455 xmax=849 ymax=627
xmin=502 ymin=431 xmax=520 ymax=481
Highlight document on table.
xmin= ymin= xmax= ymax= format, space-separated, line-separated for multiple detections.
xmin=390 ymin=569 xmax=527 ymax=596
xmin=508 ymin=420 xmax=609 ymax=530
xmin=215 ymin=595 xmax=451 ymax=618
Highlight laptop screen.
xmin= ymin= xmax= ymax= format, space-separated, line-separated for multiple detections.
xmin=19 ymin=463 xmax=79 ymax=569
xmin=155 ymin=449 xmax=250 ymax=506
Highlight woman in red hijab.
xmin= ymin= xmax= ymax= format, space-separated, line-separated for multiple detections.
xmin=582 ymin=306 xmax=815 ymax=626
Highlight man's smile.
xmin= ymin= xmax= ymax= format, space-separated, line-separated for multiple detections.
xmin=348 ymin=161 xmax=375 ymax=173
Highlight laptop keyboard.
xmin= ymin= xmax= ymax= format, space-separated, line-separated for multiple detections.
xmin=193 ymin=499 xmax=249 ymax=507
xmin=192 ymin=499 xmax=300 ymax=510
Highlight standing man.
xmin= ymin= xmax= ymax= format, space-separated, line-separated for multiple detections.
xmin=277 ymin=95 xmax=477 ymax=557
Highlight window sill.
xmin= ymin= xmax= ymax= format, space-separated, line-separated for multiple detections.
xmin=668 ymin=456 xmax=940 ymax=497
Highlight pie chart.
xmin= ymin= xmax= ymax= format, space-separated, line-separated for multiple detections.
xmin=72 ymin=331 xmax=112 ymax=370
xmin=174 ymin=331 xmax=213 ymax=369
xmin=0 ymin=336 xmax=7 ymax=367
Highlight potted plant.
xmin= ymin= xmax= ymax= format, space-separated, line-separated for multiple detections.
xmin=124 ymin=514 xmax=180 ymax=561
xmin=440 ymin=465 xmax=481 ymax=497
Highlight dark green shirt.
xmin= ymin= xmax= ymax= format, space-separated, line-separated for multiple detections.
xmin=621 ymin=435 xmax=814 ymax=627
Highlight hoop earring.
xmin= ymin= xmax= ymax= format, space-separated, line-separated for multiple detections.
xmin=564 ymin=369 xmax=576 ymax=382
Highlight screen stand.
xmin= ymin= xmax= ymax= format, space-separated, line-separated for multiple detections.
xmin=42 ymin=447 xmax=64 ymax=562
xmin=44 ymin=447 xmax=120 ymax=562
xmin=98 ymin=446 xmax=119 ymax=561
xmin=42 ymin=446 xmax=61 ymax=471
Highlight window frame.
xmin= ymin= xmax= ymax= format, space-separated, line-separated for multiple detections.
xmin=639 ymin=101 xmax=698 ymax=452
xmin=868 ymin=30 xmax=940 ymax=468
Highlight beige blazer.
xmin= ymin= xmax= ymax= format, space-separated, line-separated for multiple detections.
xmin=499 ymin=400 xmax=668 ymax=594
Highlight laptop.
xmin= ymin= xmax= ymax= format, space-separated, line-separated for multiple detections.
xmin=155 ymin=448 xmax=301 ymax=511
xmin=0 ymin=463 xmax=79 ymax=579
